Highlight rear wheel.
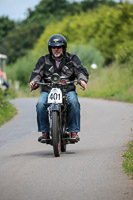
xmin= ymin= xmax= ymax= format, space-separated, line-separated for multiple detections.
xmin=61 ymin=143 xmax=66 ymax=152
xmin=61 ymin=124 xmax=67 ymax=152
xmin=52 ymin=111 xmax=60 ymax=157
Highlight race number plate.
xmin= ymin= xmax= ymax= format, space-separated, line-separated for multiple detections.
xmin=48 ymin=88 xmax=62 ymax=103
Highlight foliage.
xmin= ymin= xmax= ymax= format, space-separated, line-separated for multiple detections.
xmin=0 ymin=0 xmax=117 ymax=64
xmin=7 ymin=51 xmax=39 ymax=86
xmin=122 ymin=139 xmax=133 ymax=179
xmin=77 ymin=63 xmax=133 ymax=103
xmin=68 ymin=41 xmax=105 ymax=69
xmin=25 ymin=0 xmax=69 ymax=26
xmin=80 ymin=0 xmax=115 ymax=11
xmin=115 ymin=40 xmax=133 ymax=73
xmin=0 ymin=24 xmax=41 ymax=63
xmin=6 ymin=84 xmax=18 ymax=99
xmin=0 ymin=91 xmax=17 ymax=126
xmin=115 ymin=41 xmax=133 ymax=64
xmin=0 ymin=91 xmax=4 ymax=102
xmin=33 ymin=3 xmax=133 ymax=64
xmin=0 ymin=17 xmax=15 ymax=39
xmin=94 ymin=3 xmax=133 ymax=63
xmin=0 ymin=16 xmax=15 ymax=55
xmin=1 ymin=0 xmax=73 ymax=64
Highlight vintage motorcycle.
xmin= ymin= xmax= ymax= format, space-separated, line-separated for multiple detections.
xmin=35 ymin=73 xmax=83 ymax=157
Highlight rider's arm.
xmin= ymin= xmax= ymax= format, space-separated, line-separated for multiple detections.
xmin=72 ymin=55 xmax=89 ymax=88
xmin=29 ymin=56 xmax=45 ymax=89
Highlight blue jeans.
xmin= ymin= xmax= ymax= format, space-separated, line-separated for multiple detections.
xmin=36 ymin=91 xmax=80 ymax=133
xmin=2 ymin=80 xmax=9 ymax=89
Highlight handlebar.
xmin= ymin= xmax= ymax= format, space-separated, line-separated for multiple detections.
xmin=35 ymin=79 xmax=79 ymax=86
xmin=30 ymin=79 xmax=85 ymax=92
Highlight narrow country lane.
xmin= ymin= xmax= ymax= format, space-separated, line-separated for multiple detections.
xmin=0 ymin=98 xmax=133 ymax=200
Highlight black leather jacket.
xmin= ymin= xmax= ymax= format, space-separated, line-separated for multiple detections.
xmin=30 ymin=52 xmax=89 ymax=93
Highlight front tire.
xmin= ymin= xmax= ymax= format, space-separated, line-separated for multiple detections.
xmin=52 ymin=111 xmax=60 ymax=157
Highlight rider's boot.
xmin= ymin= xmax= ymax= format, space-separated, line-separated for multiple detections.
xmin=71 ymin=132 xmax=80 ymax=141
xmin=38 ymin=132 xmax=50 ymax=142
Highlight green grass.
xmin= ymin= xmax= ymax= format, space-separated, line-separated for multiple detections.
xmin=122 ymin=138 xmax=133 ymax=179
xmin=16 ymin=86 xmax=40 ymax=98
xmin=0 ymin=100 xmax=17 ymax=126
xmin=77 ymin=64 xmax=133 ymax=103
xmin=0 ymin=91 xmax=17 ymax=126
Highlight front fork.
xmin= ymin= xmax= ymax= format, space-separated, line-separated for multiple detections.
xmin=47 ymin=95 xmax=68 ymax=138
xmin=48 ymin=103 xmax=61 ymax=137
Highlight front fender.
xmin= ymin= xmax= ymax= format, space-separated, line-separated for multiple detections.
xmin=50 ymin=104 xmax=61 ymax=112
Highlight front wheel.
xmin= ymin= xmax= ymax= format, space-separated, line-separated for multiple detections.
xmin=51 ymin=111 xmax=60 ymax=157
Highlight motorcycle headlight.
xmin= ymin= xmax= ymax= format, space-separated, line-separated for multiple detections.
xmin=51 ymin=73 xmax=60 ymax=83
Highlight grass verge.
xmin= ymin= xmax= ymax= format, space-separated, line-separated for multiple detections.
xmin=0 ymin=91 xmax=17 ymax=127
xmin=122 ymin=138 xmax=133 ymax=179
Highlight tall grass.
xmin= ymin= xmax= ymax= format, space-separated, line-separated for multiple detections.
xmin=77 ymin=64 xmax=133 ymax=103
xmin=122 ymin=139 xmax=133 ymax=179
xmin=0 ymin=91 xmax=17 ymax=126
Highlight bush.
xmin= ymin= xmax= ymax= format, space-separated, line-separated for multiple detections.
xmin=7 ymin=51 xmax=39 ymax=86
xmin=115 ymin=40 xmax=133 ymax=73
xmin=33 ymin=3 xmax=133 ymax=64
xmin=68 ymin=41 xmax=105 ymax=70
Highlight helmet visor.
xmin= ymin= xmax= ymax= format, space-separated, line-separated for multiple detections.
xmin=48 ymin=42 xmax=65 ymax=47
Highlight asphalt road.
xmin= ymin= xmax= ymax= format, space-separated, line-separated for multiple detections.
xmin=0 ymin=98 xmax=133 ymax=200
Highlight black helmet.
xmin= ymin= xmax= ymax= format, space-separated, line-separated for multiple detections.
xmin=48 ymin=34 xmax=67 ymax=54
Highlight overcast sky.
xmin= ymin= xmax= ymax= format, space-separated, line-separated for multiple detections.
xmin=0 ymin=0 xmax=41 ymax=21
xmin=0 ymin=0 xmax=82 ymax=21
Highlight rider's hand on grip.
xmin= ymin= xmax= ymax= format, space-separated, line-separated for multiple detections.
xmin=30 ymin=81 xmax=38 ymax=92
xmin=77 ymin=80 xmax=86 ymax=90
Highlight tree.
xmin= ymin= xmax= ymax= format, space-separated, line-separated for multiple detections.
xmin=0 ymin=16 xmax=15 ymax=39
xmin=1 ymin=24 xmax=41 ymax=63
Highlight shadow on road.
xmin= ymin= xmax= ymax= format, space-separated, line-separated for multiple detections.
xmin=10 ymin=150 xmax=76 ymax=158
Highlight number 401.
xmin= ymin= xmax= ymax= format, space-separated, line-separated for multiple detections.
xmin=50 ymin=93 xmax=61 ymax=100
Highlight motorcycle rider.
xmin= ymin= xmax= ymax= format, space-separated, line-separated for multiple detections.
xmin=30 ymin=34 xmax=89 ymax=142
